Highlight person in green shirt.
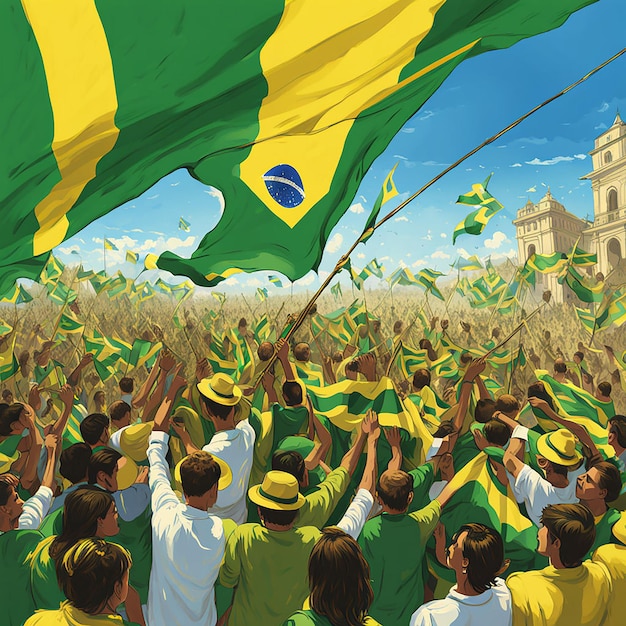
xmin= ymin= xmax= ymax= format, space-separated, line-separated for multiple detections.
xmin=282 ymin=527 xmax=381 ymax=626
xmin=220 ymin=410 xmax=380 ymax=626
xmin=25 ymin=538 xmax=139 ymax=626
xmin=357 ymin=467 xmax=459 ymax=626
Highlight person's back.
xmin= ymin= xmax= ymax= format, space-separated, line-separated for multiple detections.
xmin=507 ymin=503 xmax=611 ymax=626
xmin=592 ymin=543 xmax=626 ymax=626
xmin=221 ymin=521 xmax=321 ymax=625
xmin=358 ymin=470 xmax=441 ymax=626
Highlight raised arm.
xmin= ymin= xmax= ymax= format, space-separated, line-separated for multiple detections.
xmin=339 ymin=421 xmax=368 ymax=478
xmin=131 ymin=353 xmax=162 ymax=409
xmin=303 ymin=397 xmax=332 ymax=472
xmin=275 ymin=338 xmax=295 ymax=381
xmin=385 ymin=426 xmax=403 ymax=472
xmin=261 ymin=369 xmax=279 ymax=405
xmin=453 ymin=358 xmax=485 ymax=434
xmin=18 ymin=404 xmax=43 ymax=493
xmin=66 ymin=353 xmax=93 ymax=388
xmin=49 ymin=384 xmax=76 ymax=440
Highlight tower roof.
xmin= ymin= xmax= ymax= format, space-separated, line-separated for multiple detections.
xmin=612 ymin=110 xmax=623 ymax=126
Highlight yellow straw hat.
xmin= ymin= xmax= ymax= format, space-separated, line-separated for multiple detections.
xmin=248 ymin=470 xmax=305 ymax=511
xmin=536 ymin=430 xmax=582 ymax=467
xmin=174 ymin=452 xmax=232 ymax=491
xmin=197 ymin=373 xmax=242 ymax=406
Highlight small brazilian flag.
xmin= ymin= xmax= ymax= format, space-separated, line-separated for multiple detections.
xmin=454 ymin=255 xmax=483 ymax=271
xmin=256 ymin=287 xmax=268 ymax=302
xmin=104 ymin=238 xmax=118 ymax=251
xmin=126 ymin=250 xmax=139 ymax=264
xmin=179 ymin=217 xmax=191 ymax=232
xmin=268 ymin=275 xmax=283 ymax=288
xmin=331 ymin=282 xmax=342 ymax=300
xmin=1 ymin=0 xmax=599 ymax=294
xmin=453 ymin=174 xmax=504 ymax=244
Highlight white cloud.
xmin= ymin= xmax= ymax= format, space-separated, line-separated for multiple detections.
xmin=170 ymin=182 xmax=180 ymax=187
xmin=59 ymin=245 xmax=80 ymax=255
xmin=295 ymin=272 xmax=316 ymax=286
xmin=457 ymin=248 xmax=470 ymax=259
xmin=401 ymin=127 xmax=415 ymax=134
xmin=359 ymin=195 xmax=367 ymax=203
xmin=325 ymin=233 xmax=344 ymax=254
xmin=525 ymin=153 xmax=586 ymax=166
xmin=598 ymin=101 xmax=609 ymax=113
xmin=398 ymin=260 xmax=408 ymax=269
xmin=489 ymin=248 xmax=517 ymax=261
xmin=510 ymin=163 xmax=522 ymax=168
xmin=395 ymin=216 xmax=409 ymax=222
xmin=393 ymin=154 xmax=408 ymax=161
xmin=223 ymin=277 xmax=239 ymax=286
xmin=204 ymin=186 xmax=225 ymax=213
xmin=412 ymin=259 xmax=427 ymax=268
xmin=526 ymin=186 xmax=537 ymax=193
xmin=147 ymin=194 xmax=159 ymax=200
xmin=246 ymin=278 xmax=263 ymax=287
xmin=595 ymin=123 xmax=608 ymax=131
xmin=349 ymin=203 xmax=365 ymax=214
xmin=356 ymin=252 xmax=366 ymax=259
xmin=421 ymin=160 xmax=449 ymax=167
xmin=419 ymin=110 xmax=435 ymax=121
xmin=440 ymin=233 xmax=447 ymax=239
xmin=484 ymin=231 xmax=510 ymax=249
xmin=431 ymin=250 xmax=451 ymax=260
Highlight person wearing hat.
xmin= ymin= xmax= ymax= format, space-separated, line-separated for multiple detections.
xmin=219 ymin=410 xmax=381 ymax=626
xmin=502 ymin=397 xmax=590 ymax=527
xmin=147 ymin=374 xmax=229 ymax=626
xmin=196 ymin=371 xmax=256 ymax=525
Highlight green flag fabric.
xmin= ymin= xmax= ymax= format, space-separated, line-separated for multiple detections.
xmin=1 ymin=0 xmax=599 ymax=292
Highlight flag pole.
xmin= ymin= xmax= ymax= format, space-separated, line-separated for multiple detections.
xmin=251 ymin=48 xmax=626 ymax=391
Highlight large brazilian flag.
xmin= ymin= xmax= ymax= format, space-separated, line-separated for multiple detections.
xmin=2 ymin=0 xmax=597 ymax=291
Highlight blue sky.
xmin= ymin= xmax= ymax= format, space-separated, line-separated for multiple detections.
xmin=55 ymin=0 xmax=626 ymax=294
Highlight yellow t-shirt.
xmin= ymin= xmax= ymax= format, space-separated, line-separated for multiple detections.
xmin=507 ymin=562 xmax=611 ymax=626
xmin=25 ymin=601 xmax=134 ymax=626
xmin=592 ymin=544 xmax=626 ymax=626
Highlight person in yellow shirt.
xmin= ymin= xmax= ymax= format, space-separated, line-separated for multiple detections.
xmin=507 ymin=503 xmax=611 ymax=626
xmin=24 ymin=538 xmax=139 ymax=626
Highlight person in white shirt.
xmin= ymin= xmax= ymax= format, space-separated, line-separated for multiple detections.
xmin=195 ymin=373 xmax=256 ymax=524
xmin=411 ymin=523 xmax=512 ymax=626
xmin=148 ymin=375 xmax=230 ymax=626
xmin=501 ymin=398 xmax=598 ymax=527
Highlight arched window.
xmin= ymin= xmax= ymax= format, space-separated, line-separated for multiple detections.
xmin=527 ymin=244 xmax=536 ymax=259
xmin=604 ymin=151 xmax=613 ymax=164
xmin=607 ymin=238 xmax=622 ymax=270
xmin=608 ymin=188 xmax=618 ymax=212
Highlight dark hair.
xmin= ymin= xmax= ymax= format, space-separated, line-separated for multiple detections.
xmin=377 ymin=470 xmax=413 ymax=512
xmin=496 ymin=394 xmax=520 ymax=414
xmin=393 ymin=321 xmax=403 ymax=333
xmin=0 ymin=403 xmax=24 ymax=437
xmin=593 ymin=461 xmax=622 ymax=503
xmin=433 ymin=421 xmax=456 ymax=439
xmin=88 ymin=448 xmax=121 ymax=485
xmin=609 ymin=415 xmax=626 ymax=448
xmin=80 ymin=413 xmax=110 ymax=446
xmin=540 ymin=504 xmax=595 ymax=568
xmin=345 ymin=360 xmax=360 ymax=373
xmin=597 ymin=381 xmax=612 ymax=397
xmin=549 ymin=462 xmax=569 ymax=478
xmin=459 ymin=352 xmax=473 ymax=366
xmin=179 ymin=451 xmax=221 ymax=497
xmin=1 ymin=389 xmax=12 ymax=400
xmin=257 ymin=342 xmax=274 ymax=361
xmin=574 ymin=351 xmax=585 ymax=361
xmin=282 ymin=381 xmax=303 ymax=406
xmin=309 ymin=528 xmax=373 ymax=626
xmin=258 ymin=505 xmax=299 ymax=527
xmin=108 ymin=401 xmax=131 ymax=423
xmin=412 ymin=369 xmax=431 ymax=391
xmin=272 ymin=450 xmax=306 ymax=483
xmin=474 ymin=399 xmax=496 ymax=424
xmin=238 ymin=318 xmax=247 ymax=328
xmin=527 ymin=383 xmax=555 ymax=410
xmin=553 ymin=360 xmax=567 ymax=374
xmin=50 ymin=488 xmax=115 ymax=562
xmin=118 ymin=377 xmax=134 ymax=393
xmin=453 ymin=523 xmax=505 ymax=594
xmin=56 ymin=538 xmax=131 ymax=615
xmin=293 ymin=343 xmax=310 ymax=362
xmin=483 ymin=420 xmax=511 ymax=447
xmin=60 ymin=444 xmax=92 ymax=485
xmin=0 ymin=473 xmax=16 ymax=506
xmin=200 ymin=395 xmax=233 ymax=421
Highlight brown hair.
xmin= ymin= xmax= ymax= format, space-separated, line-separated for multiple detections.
xmin=483 ymin=420 xmax=511 ymax=447
xmin=609 ymin=415 xmax=626 ymax=448
xmin=495 ymin=394 xmax=520 ymax=414
xmin=258 ymin=506 xmax=299 ymax=527
xmin=412 ymin=369 xmax=431 ymax=391
xmin=179 ymin=451 xmax=221 ymax=497
xmin=309 ymin=527 xmax=373 ymax=626
xmin=540 ymin=503 xmax=595 ymax=568
xmin=272 ymin=450 xmax=306 ymax=483
xmin=377 ymin=470 xmax=413 ymax=512
xmin=597 ymin=381 xmax=612 ymax=397
xmin=593 ymin=461 xmax=622 ymax=503
xmin=108 ymin=401 xmax=131 ymax=423
xmin=474 ymin=399 xmax=496 ymax=423
xmin=56 ymin=538 xmax=131 ymax=614
xmin=453 ymin=523 xmax=505 ymax=594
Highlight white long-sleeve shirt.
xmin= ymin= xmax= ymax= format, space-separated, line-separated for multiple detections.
xmin=18 ymin=485 xmax=53 ymax=530
xmin=147 ymin=431 xmax=224 ymax=626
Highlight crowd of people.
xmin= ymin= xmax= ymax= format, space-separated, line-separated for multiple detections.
xmin=1 ymin=288 xmax=625 ymax=626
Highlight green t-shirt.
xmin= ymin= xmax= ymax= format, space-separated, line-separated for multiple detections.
xmin=283 ymin=609 xmax=381 ymax=625
xmin=587 ymin=508 xmax=622 ymax=559
xmin=115 ymin=509 xmax=152 ymax=605
xmin=28 ymin=535 xmax=64 ymax=611
xmin=296 ymin=467 xmax=351 ymax=529
xmin=271 ymin=405 xmax=309 ymax=457
xmin=0 ymin=528 xmax=44 ymax=626
xmin=407 ymin=463 xmax=435 ymax=513
xmin=358 ymin=500 xmax=441 ymax=626
xmin=220 ymin=523 xmax=321 ymax=626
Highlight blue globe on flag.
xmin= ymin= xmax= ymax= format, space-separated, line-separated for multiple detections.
xmin=263 ymin=164 xmax=305 ymax=208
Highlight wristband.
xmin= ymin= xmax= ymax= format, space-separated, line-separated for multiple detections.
xmin=462 ymin=380 xmax=473 ymax=385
